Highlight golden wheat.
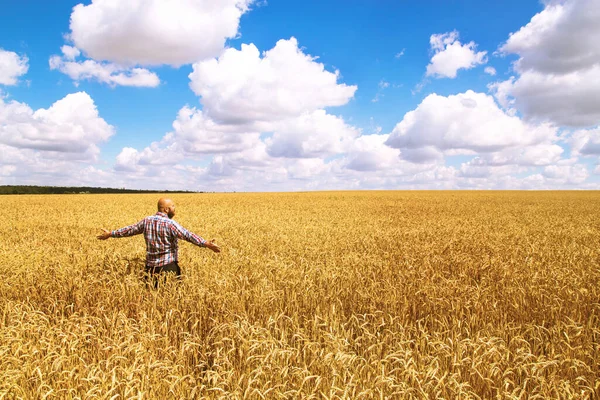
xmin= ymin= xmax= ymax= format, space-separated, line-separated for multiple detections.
xmin=0 ymin=191 xmax=599 ymax=399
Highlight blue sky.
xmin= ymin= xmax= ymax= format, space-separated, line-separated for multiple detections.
xmin=1 ymin=0 xmax=599 ymax=191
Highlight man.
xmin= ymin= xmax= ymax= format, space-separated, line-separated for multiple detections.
xmin=97 ymin=198 xmax=220 ymax=285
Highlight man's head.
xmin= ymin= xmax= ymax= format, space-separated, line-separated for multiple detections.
xmin=157 ymin=198 xmax=176 ymax=219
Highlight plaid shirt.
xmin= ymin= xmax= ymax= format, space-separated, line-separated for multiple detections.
xmin=111 ymin=211 xmax=206 ymax=268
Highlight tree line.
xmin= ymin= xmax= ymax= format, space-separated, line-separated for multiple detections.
xmin=0 ymin=186 xmax=198 ymax=195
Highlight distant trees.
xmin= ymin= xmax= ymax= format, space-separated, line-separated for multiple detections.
xmin=0 ymin=186 xmax=198 ymax=195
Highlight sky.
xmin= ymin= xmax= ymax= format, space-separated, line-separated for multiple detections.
xmin=1 ymin=0 xmax=600 ymax=191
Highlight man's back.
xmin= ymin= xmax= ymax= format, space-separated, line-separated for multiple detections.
xmin=111 ymin=211 xmax=208 ymax=267
xmin=97 ymin=198 xmax=220 ymax=278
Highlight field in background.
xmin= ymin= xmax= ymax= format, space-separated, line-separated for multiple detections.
xmin=1 ymin=191 xmax=599 ymax=398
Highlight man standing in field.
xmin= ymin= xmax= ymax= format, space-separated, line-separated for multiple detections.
xmin=97 ymin=198 xmax=220 ymax=285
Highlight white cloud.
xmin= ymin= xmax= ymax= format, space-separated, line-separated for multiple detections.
xmin=490 ymin=67 xmax=600 ymax=127
xmin=0 ymin=92 xmax=114 ymax=156
xmin=475 ymin=144 xmax=564 ymax=166
xmin=501 ymin=0 xmax=600 ymax=74
xmin=0 ymin=49 xmax=29 ymax=85
xmin=49 ymin=46 xmax=160 ymax=87
xmin=61 ymin=45 xmax=80 ymax=61
xmin=110 ymin=33 xmax=361 ymax=179
xmin=113 ymin=105 xmax=264 ymax=172
xmin=214 ymin=141 xmax=275 ymax=171
xmin=285 ymin=158 xmax=330 ymax=180
xmin=100 ymin=83 xmax=583 ymax=191
xmin=570 ymin=127 xmax=600 ymax=156
xmin=385 ymin=91 xmax=557 ymax=158
xmin=202 ymin=142 xmax=439 ymax=191
xmin=0 ymin=164 xmax=16 ymax=177
xmin=543 ymin=164 xmax=589 ymax=184
xmin=114 ymin=142 xmax=184 ymax=172
xmin=487 ymin=77 xmax=516 ymax=112
xmin=117 ymin=125 xmax=454 ymax=191
xmin=0 ymin=141 xmax=122 ymax=188
xmin=458 ymin=162 xmax=523 ymax=179
xmin=171 ymin=106 xmax=262 ymax=154
xmin=266 ymin=110 xmax=360 ymax=158
xmin=453 ymin=144 xmax=565 ymax=185
xmin=326 ymin=162 xmax=459 ymax=190
xmin=495 ymin=0 xmax=600 ymax=127
xmin=189 ymin=38 xmax=357 ymax=124
xmin=344 ymin=134 xmax=401 ymax=172
xmin=453 ymin=160 xmax=595 ymax=189
xmin=115 ymin=147 xmax=145 ymax=172
xmin=69 ymin=0 xmax=254 ymax=66
xmin=426 ymin=31 xmax=487 ymax=79
xmin=0 ymin=148 xmax=61 ymax=184
xmin=484 ymin=66 xmax=497 ymax=76
xmin=114 ymin=106 xmax=359 ymax=176
xmin=400 ymin=147 xmax=445 ymax=164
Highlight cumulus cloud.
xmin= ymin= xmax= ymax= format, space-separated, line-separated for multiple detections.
xmin=476 ymin=144 xmax=564 ymax=166
xmin=385 ymin=91 xmax=557 ymax=159
xmin=108 ymin=85 xmax=586 ymax=190
xmin=115 ymin=147 xmax=145 ymax=172
xmin=61 ymin=45 xmax=80 ymax=61
xmin=189 ymin=38 xmax=357 ymax=123
xmin=170 ymin=106 xmax=262 ymax=154
xmin=113 ymin=105 xmax=264 ymax=173
xmin=501 ymin=0 xmax=600 ymax=74
xmin=69 ymin=0 xmax=254 ymax=66
xmin=426 ymin=31 xmax=487 ymax=78
xmin=494 ymin=0 xmax=600 ymax=127
xmin=284 ymin=158 xmax=331 ymax=180
xmin=542 ymin=164 xmax=589 ymax=184
xmin=114 ymin=143 xmax=184 ymax=172
xmin=344 ymin=134 xmax=401 ymax=172
xmin=0 ymin=49 xmax=29 ymax=85
xmin=112 ymin=37 xmax=361 ymax=185
xmin=0 ymin=144 xmax=110 ymax=186
xmin=0 ymin=92 xmax=117 ymax=188
xmin=491 ymin=66 xmax=600 ymax=127
xmin=458 ymin=162 xmax=523 ymax=179
xmin=454 ymin=160 xmax=593 ymax=189
xmin=113 ymin=106 xmax=358 ymax=175
xmin=111 ymin=36 xmax=360 ymax=177
xmin=49 ymin=46 xmax=160 ymax=87
xmin=266 ymin=110 xmax=360 ymax=158
xmin=400 ymin=147 xmax=445 ymax=164
xmin=570 ymin=127 xmax=600 ymax=156
xmin=202 ymin=143 xmax=435 ymax=191
xmin=452 ymin=144 xmax=565 ymax=186
xmin=0 ymin=142 xmax=172 ymax=189
xmin=0 ymin=92 xmax=114 ymax=156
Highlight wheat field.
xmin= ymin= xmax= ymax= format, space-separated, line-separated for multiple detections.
xmin=0 ymin=191 xmax=598 ymax=399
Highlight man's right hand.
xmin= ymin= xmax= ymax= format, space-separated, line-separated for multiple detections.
xmin=97 ymin=228 xmax=111 ymax=240
xmin=205 ymin=239 xmax=221 ymax=253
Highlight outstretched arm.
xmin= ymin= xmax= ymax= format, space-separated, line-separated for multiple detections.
xmin=97 ymin=220 xmax=144 ymax=240
xmin=171 ymin=222 xmax=221 ymax=253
